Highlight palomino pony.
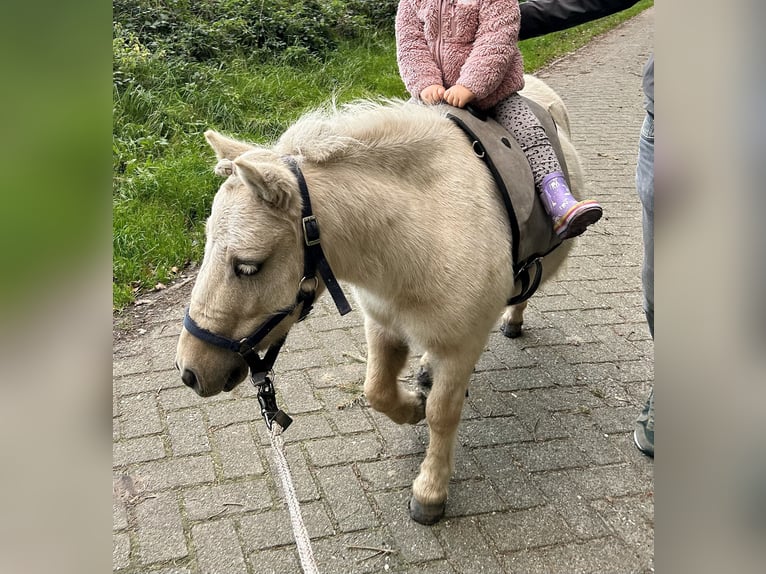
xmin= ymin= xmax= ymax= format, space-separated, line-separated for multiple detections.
xmin=175 ymin=76 xmax=584 ymax=524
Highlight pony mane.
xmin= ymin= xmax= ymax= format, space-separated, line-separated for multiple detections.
xmin=274 ymin=98 xmax=449 ymax=164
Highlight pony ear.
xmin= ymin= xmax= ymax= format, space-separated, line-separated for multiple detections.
xmin=204 ymin=130 xmax=254 ymax=161
xmin=232 ymin=157 xmax=299 ymax=212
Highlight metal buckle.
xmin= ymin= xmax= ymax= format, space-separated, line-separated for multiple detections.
xmin=302 ymin=215 xmax=321 ymax=246
xmin=253 ymin=374 xmax=292 ymax=431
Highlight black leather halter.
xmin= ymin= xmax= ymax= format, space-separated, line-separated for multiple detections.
xmin=183 ymin=156 xmax=351 ymax=426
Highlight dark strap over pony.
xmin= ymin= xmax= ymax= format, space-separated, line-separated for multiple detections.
xmin=446 ymin=97 xmax=568 ymax=305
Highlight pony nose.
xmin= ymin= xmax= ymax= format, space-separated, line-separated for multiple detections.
xmin=181 ymin=368 xmax=198 ymax=389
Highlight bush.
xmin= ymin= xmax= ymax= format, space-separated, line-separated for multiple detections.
xmin=113 ymin=0 xmax=398 ymax=65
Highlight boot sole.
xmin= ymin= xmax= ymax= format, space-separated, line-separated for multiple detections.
xmin=556 ymin=204 xmax=603 ymax=239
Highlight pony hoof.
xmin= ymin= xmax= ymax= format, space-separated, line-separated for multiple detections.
xmin=501 ymin=322 xmax=523 ymax=339
xmin=408 ymin=496 xmax=445 ymax=525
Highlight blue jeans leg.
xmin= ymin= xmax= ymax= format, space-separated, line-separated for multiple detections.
xmin=637 ymin=113 xmax=654 ymax=338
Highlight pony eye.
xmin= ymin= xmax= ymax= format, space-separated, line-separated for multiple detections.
xmin=234 ymin=261 xmax=261 ymax=277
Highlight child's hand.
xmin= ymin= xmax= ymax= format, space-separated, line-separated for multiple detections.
xmin=444 ymin=85 xmax=475 ymax=108
xmin=420 ymin=84 xmax=445 ymax=104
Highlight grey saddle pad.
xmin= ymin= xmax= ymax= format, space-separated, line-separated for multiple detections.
xmin=446 ymin=97 xmax=568 ymax=303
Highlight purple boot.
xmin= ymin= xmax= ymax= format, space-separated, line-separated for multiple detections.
xmin=539 ymin=172 xmax=603 ymax=239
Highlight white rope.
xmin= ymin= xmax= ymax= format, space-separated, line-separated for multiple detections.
xmin=269 ymin=423 xmax=320 ymax=574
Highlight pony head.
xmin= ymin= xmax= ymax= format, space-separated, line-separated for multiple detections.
xmin=175 ymin=131 xmax=305 ymax=397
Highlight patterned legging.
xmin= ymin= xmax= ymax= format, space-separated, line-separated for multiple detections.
xmin=493 ymin=93 xmax=561 ymax=189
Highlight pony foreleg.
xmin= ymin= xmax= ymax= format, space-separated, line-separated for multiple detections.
xmin=409 ymin=352 xmax=476 ymax=524
xmin=500 ymin=300 xmax=528 ymax=338
xmin=363 ymin=318 xmax=426 ymax=425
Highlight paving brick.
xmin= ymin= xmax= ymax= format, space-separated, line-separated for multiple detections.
xmin=370 ymin=413 xmax=427 ymax=456
xmin=213 ymin=423 xmax=265 ymax=478
xmin=458 ymin=416 xmax=532 ymax=448
xmin=276 ymin=347 xmax=334 ymax=372
xmin=499 ymin=536 xmax=641 ymax=573
xmin=205 ymin=398 xmax=261 ymax=428
xmin=113 ymin=354 xmax=152 ymax=378
xmin=533 ymin=470 xmax=612 ymax=540
xmin=570 ymin=463 xmax=649 ymax=500
xmin=490 ymin=339 xmax=539 ymax=370
xmin=465 ymin=379 xmax=516 ymax=417
xmin=311 ymin=530 xmax=403 ymax=574
xmin=192 ymin=520 xmax=248 ymax=574
xmin=436 ymin=516 xmax=504 ymax=573
xmin=473 ymin=446 xmax=547 ymax=510
xmin=304 ymin=433 xmax=383 ymax=467
xmin=358 ymin=456 xmax=422 ymax=492
xmin=509 ymin=439 xmax=596 ymax=473
xmin=589 ymin=405 xmax=639 ymax=434
xmin=134 ymin=491 xmax=188 ymax=564
xmin=183 ymin=479 xmax=273 ymax=520
xmin=488 ymin=365 xmax=557 ymax=392
xmin=118 ymin=393 xmax=164 ymax=438
xmin=591 ymin=494 xmax=654 ymax=561
xmin=316 ymin=466 xmax=378 ymax=532
xmin=479 ymin=505 xmax=576 ymax=552
xmin=115 ymin=369 xmax=181 ymax=397
xmin=317 ymin=389 xmax=375 ymax=434
xmin=159 ymin=385 xmax=212 ymax=411
xmin=113 ymin=496 xmax=129 ymax=531
xmin=149 ymin=337 xmax=183 ymax=370
xmin=248 ymin=546 xmax=301 ymax=574
xmin=113 ymin=435 xmax=166 ymax=466
xmin=133 ymin=455 xmax=216 ymax=490
xmin=149 ymin=319 xmax=182 ymax=339
xmin=166 ymin=407 xmax=210 ymax=456
xmin=373 ymin=490 xmax=445 ymax=562
xmin=306 ymin=363 xmax=367 ymax=389
xmin=317 ymin=328 xmax=368 ymax=364
xmin=276 ymin=371 xmax=323 ymax=413
xmin=444 ymin=478 xmax=506 ymax=518
xmin=113 ymin=531 xmax=131 ymax=571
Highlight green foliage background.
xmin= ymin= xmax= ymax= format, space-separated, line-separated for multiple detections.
xmin=113 ymin=0 xmax=651 ymax=309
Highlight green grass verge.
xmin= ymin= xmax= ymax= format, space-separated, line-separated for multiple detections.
xmin=113 ymin=2 xmax=652 ymax=310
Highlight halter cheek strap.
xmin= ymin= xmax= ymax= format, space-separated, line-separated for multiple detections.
xmin=284 ymin=156 xmax=351 ymax=316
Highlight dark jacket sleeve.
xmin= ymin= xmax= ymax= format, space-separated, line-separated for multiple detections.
xmin=519 ymin=0 xmax=640 ymax=40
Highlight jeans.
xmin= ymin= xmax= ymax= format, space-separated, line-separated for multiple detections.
xmin=637 ymin=113 xmax=654 ymax=337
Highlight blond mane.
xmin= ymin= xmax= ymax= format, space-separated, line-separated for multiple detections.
xmin=273 ymin=99 xmax=450 ymax=164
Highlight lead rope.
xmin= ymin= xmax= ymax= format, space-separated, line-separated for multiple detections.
xmin=268 ymin=422 xmax=319 ymax=574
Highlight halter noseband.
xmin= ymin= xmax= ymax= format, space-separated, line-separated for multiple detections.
xmin=183 ymin=156 xmax=351 ymax=426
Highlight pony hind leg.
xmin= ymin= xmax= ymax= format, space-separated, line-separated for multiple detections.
xmin=500 ymin=300 xmax=528 ymax=338
xmin=363 ymin=318 xmax=426 ymax=425
xmin=409 ymin=350 xmax=478 ymax=524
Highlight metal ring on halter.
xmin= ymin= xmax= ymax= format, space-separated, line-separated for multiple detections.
xmin=472 ymin=140 xmax=485 ymax=158
xmin=298 ymin=276 xmax=319 ymax=293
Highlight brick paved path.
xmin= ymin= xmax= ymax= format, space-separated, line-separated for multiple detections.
xmin=113 ymin=8 xmax=654 ymax=573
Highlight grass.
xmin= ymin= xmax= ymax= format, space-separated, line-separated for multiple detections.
xmin=113 ymin=1 xmax=652 ymax=310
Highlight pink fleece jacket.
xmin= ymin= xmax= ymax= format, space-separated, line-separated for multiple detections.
xmin=396 ymin=0 xmax=525 ymax=110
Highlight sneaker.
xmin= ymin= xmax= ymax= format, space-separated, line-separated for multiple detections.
xmin=633 ymin=388 xmax=654 ymax=458
xmin=539 ymin=171 xmax=603 ymax=239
